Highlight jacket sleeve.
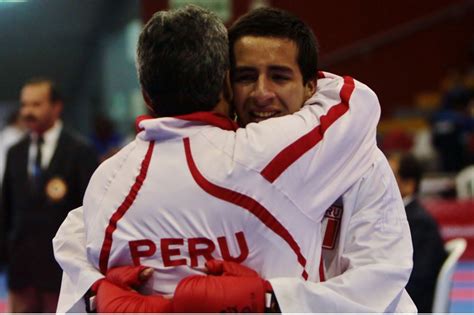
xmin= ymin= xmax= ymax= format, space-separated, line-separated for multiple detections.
xmin=269 ymin=152 xmax=416 ymax=312
xmin=235 ymin=74 xmax=380 ymax=221
xmin=53 ymin=206 xmax=103 ymax=313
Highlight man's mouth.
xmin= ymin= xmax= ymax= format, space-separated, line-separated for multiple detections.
xmin=251 ymin=111 xmax=278 ymax=119
xmin=23 ymin=115 xmax=37 ymax=123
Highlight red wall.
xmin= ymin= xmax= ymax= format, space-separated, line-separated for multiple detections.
xmin=424 ymin=199 xmax=474 ymax=260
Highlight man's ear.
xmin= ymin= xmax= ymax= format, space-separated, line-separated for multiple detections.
xmin=304 ymin=78 xmax=317 ymax=100
xmin=141 ymin=89 xmax=156 ymax=116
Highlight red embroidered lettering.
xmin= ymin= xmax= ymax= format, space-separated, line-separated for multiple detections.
xmin=161 ymin=238 xmax=187 ymax=267
xmin=129 ymin=239 xmax=156 ymax=266
xmin=218 ymin=231 xmax=249 ymax=263
xmin=188 ymin=237 xmax=216 ymax=267
xmin=325 ymin=205 xmax=343 ymax=219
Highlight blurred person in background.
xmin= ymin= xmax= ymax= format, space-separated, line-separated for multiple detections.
xmin=431 ymin=82 xmax=472 ymax=173
xmin=389 ymin=152 xmax=447 ymax=312
xmin=0 ymin=110 xmax=26 ymax=186
xmin=0 ymin=78 xmax=98 ymax=312
xmin=90 ymin=114 xmax=123 ymax=163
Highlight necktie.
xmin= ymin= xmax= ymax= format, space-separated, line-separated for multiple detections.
xmin=33 ymin=136 xmax=44 ymax=183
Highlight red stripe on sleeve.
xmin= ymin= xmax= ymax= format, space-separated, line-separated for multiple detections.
xmin=99 ymin=141 xmax=155 ymax=274
xmin=184 ymin=138 xmax=309 ymax=280
xmin=260 ymin=76 xmax=355 ymax=183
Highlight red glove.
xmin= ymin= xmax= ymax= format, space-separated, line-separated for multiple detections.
xmin=95 ymin=265 xmax=173 ymax=313
xmin=94 ymin=261 xmax=272 ymax=313
xmin=96 ymin=280 xmax=173 ymax=313
xmin=106 ymin=265 xmax=150 ymax=289
xmin=173 ymin=260 xmax=272 ymax=313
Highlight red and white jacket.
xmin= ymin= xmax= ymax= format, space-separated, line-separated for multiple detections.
xmin=54 ymin=72 xmax=415 ymax=312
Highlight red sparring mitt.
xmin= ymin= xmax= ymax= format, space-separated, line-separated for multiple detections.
xmin=95 ymin=261 xmax=274 ymax=313
xmin=173 ymin=260 xmax=272 ymax=313
xmin=95 ymin=265 xmax=173 ymax=313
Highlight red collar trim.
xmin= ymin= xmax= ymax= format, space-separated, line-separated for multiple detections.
xmin=135 ymin=112 xmax=238 ymax=133
xmin=135 ymin=115 xmax=154 ymax=133
xmin=175 ymin=112 xmax=238 ymax=131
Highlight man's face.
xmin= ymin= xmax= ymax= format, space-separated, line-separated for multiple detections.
xmin=20 ymin=83 xmax=61 ymax=134
xmin=232 ymin=36 xmax=316 ymax=126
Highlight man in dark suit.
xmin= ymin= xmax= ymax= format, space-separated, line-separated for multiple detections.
xmin=389 ymin=152 xmax=448 ymax=312
xmin=0 ymin=78 xmax=98 ymax=312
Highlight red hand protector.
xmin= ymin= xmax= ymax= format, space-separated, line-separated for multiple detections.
xmin=206 ymin=259 xmax=260 ymax=277
xmin=106 ymin=265 xmax=149 ymax=289
xmin=173 ymin=260 xmax=271 ymax=313
xmin=96 ymin=279 xmax=173 ymax=313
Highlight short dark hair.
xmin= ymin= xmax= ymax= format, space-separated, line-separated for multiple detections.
xmin=228 ymin=7 xmax=319 ymax=84
xmin=398 ymin=153 xmax=423 ymax=193
xmin=137 ymin=5 xmax=229 ymax=117
xmin=23 ymin=77 xmax=62 ymax=103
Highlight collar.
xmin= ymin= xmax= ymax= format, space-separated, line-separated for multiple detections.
xmin=31 ymin=120 xmax=63 ymax=145
xmin=174 ymin=112 xmax=238 ymax=131
xmin=403 ymin=195 xmax=415 ymax=207
xmin=136 ymin=112 xmax=238 ymax=141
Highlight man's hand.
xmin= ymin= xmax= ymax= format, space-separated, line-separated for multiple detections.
xmin=173 ymin=260 xmax=272 ymax=313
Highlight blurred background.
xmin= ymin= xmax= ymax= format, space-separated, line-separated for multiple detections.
xmin=0 ymin=0 xmax=473 ymax=312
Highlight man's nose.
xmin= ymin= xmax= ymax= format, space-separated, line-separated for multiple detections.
xmin=20 ymin=106 xmax=30 ymax=116
xmin=252 ymin=77 xmax=275 ymax=106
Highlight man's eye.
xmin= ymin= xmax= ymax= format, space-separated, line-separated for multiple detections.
xmin=272 ymin=74 xmax=290 ymax=82
xmin=234 ymin=73 xmax=256 ymax=82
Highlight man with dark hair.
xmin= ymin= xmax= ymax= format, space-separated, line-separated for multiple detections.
xmin=229 ymin=7 xmax=318 ymax=127
xmin=136 ymin=7 xmax=230 ymax=117
xmin=389 ymin=152 xmax=447 ymax=312
xmin=54 ymin=6 xmax=392 ymax=312
xmin=224 ymin=7 xmax=414 ymax=312
xmin=0 ymin=78 xmax=98 ymax=312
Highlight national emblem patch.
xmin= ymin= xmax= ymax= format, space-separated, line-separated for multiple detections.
xmin=322 ymin=203 xmax=343 ymax=249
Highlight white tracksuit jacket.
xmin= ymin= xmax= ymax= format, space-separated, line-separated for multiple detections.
xmin=53 ymin=72 xmax=416 ymax=312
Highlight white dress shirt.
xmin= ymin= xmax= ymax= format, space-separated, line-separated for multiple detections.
xmin=28 ymin=120 xmax=63 ymax=175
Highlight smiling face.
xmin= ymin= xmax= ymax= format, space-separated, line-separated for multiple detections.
xmin=232 ymin=36 xmax=316 ymax=126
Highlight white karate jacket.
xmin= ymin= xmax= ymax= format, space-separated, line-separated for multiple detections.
xmin=53 ymin=72 xmax=415 ymax=312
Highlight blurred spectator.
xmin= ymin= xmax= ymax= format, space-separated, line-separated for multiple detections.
xmin=0 ymin=110 xmax=26 ymax=185
xmin=0 ymin=78 xmax=98 ymax=312
xmin=90 ymin=114 xmax=123 ymax=162
xmin=431 ymin=84 xmax=472 ymax=172
xmin=412 ymin=128 xmax=439 ymax=172
xmin=388 ymin=152 xmax=447 ymax=312
xmin=381 ymin=129 xmax=413 ymax=154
